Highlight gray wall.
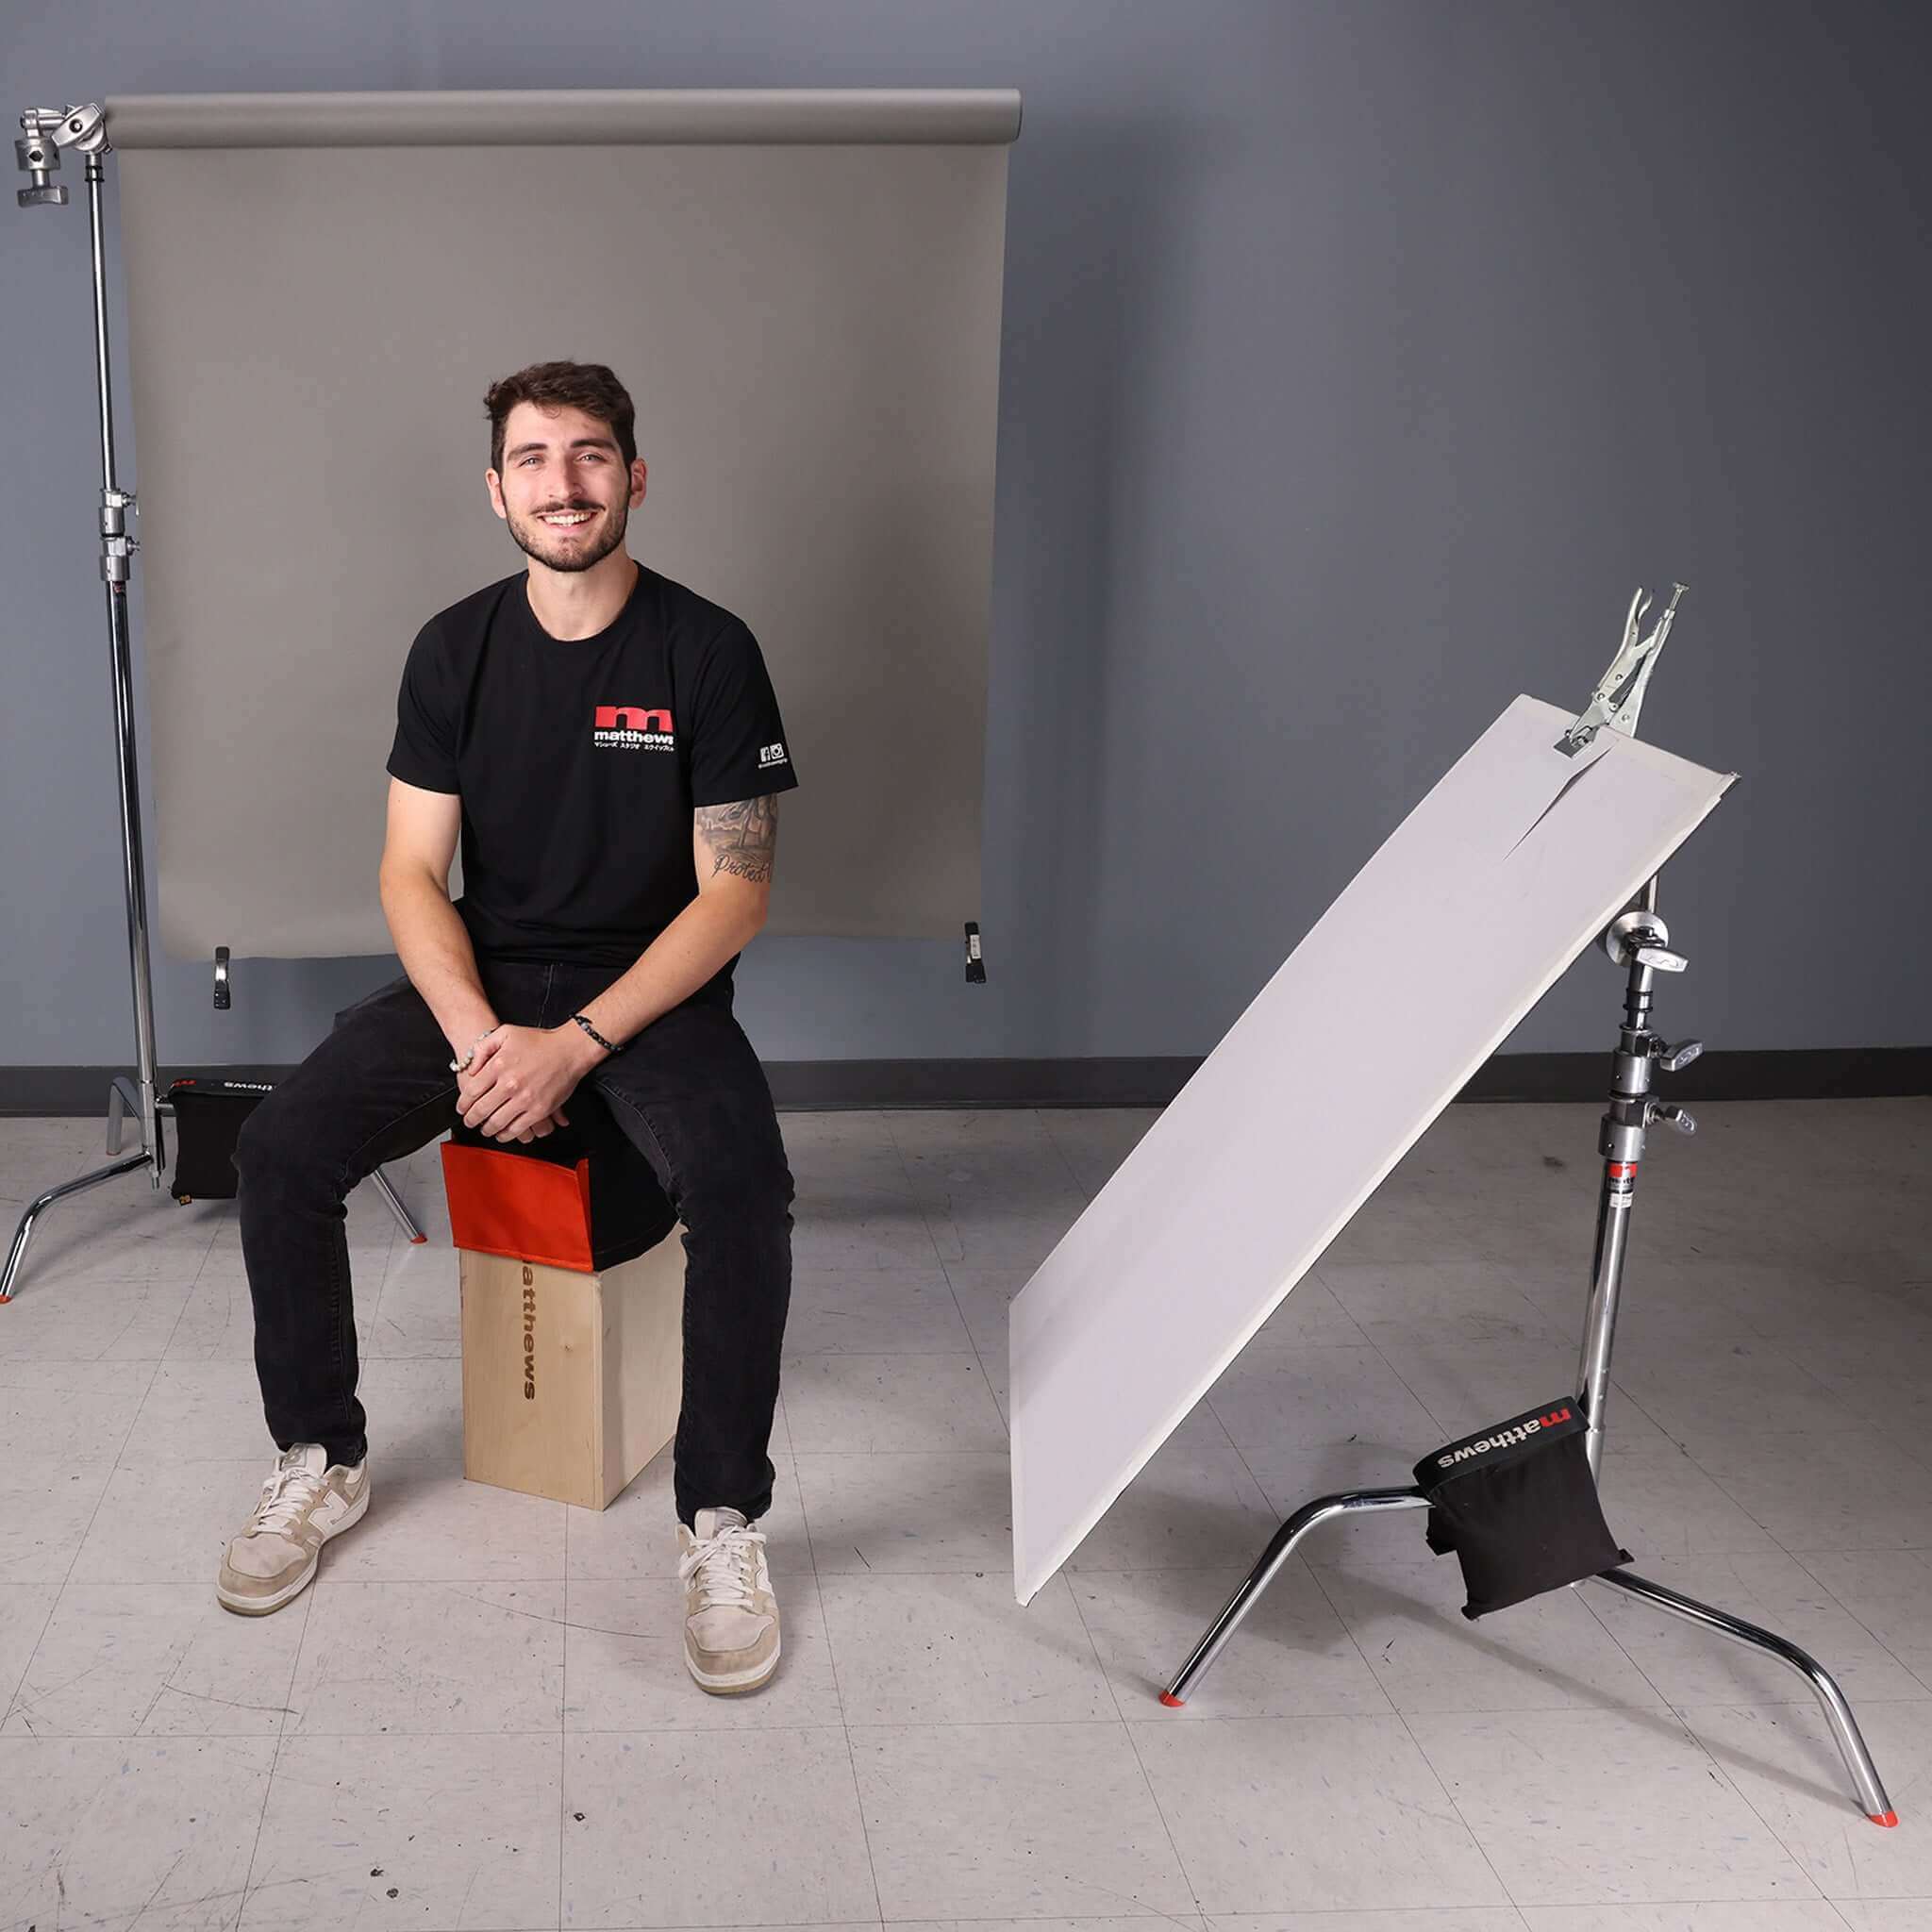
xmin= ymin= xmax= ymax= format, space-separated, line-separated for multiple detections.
xmin=4 ymin=0 xmax=1927 ymax=1075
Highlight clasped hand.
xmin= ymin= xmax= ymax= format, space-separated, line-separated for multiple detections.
xmin=456 ymin=1024 xmax=588 ymax=1142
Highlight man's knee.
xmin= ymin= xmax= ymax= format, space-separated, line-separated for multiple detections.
xmin=679 ymin=1136 xmax=794 ymax=1231
xmin=232 ymin=1083 xmax=338 ymax=1185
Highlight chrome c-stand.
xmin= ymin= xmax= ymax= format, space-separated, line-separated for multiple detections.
xmin=1158 ymin=872 xmax=1896 ymax=1825
xmin=1160 ymin=586 xmax=1894 ymax=1824
xmin=2 ymin=104 xmax=424 ymax=1306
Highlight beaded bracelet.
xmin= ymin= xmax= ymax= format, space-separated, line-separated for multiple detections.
xmin=570 ymin=1011 xmax=618 ymax=1056
xmin=448 ymin=1026 xmax=500 ymax=1076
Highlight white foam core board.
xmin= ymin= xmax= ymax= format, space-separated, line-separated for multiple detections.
xmin=1009 ymin=695 xmax=1735 ymax=1603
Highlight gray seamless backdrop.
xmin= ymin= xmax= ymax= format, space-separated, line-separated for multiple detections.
xmin=4 ymin=0 xmax=1928 ymax=1074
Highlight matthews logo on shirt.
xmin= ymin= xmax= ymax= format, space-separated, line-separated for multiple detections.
xmin=592 ymin=704 xmax=675 ymax=751
xmin=759 ymin=741 xmax=787 ymax=769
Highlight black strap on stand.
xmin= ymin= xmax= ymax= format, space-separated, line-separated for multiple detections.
xmin=1158 ymin=591 xmax=1896 ymax=1828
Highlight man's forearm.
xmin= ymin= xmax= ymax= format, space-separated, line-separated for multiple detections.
xmin=563 ymin=894 xmax=762 ymax=1069
xmin=379 ymin=869 xmax=498 ymax=1053
xmin=379 ymin=870 xmax=758 ymax=1072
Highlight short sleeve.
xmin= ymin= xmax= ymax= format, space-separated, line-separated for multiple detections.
xmin=688 ymin=618 xmax=800 ymax=807
xmin=385 ymin=620 xmax=460 ymax=794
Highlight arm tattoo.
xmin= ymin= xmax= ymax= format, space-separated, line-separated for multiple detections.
xmin=695 ymin=794 xmax=778 ymax=886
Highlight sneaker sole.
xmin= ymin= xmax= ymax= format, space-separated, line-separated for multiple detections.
xmin=215 ymin=1482 xmax=370 ymax=1616
xmin=685 ymin=1632 xmax=781 ymax=1694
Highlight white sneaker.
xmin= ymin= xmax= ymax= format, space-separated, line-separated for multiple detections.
xmin=216 ymin=1442 xmax=369 ymax=1615
xmin=675 ymin=1507 xmax=781 ymax=1693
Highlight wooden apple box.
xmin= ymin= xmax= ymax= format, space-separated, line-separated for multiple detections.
xmin=441 ymin=1138 xmax=685 ymax=1510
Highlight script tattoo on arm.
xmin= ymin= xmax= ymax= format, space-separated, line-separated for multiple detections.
xmin=694 ymin=793 xmax=779 ymax=887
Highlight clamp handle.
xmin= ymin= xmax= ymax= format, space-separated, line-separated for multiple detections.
xmin=1602 ymin=907 xmax=1690 ymax=973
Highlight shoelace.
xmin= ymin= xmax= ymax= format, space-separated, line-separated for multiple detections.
xmin=248 ymin=1459 xmax=327 ymax=1537
xmin=678 ymin=1521 xmax=766 ymax=1613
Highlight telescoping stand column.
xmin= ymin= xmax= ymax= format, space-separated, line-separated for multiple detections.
xmin=1158 ymin=598 xmax=1896 ymax=1828
xmin=3 ymin=104 xmax=425 ymax=1306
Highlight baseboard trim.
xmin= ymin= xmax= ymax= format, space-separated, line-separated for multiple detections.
xmin=3 ymin=1047 xmax=1926 ymax=1117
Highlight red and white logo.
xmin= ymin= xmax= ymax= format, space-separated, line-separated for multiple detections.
xmin=592 ymin=704 xmax=675 ymax=751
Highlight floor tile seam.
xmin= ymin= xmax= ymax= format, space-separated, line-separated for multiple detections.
xmin=151 ymin=1246 xmax=218 ymax=1357
xmin=1111 ymin=1688 xmax=1209 ymax=1918
xmin=874 ymin=1114 xmax=951 ymax=1274
xmin=0 ymin=1584 xmax=68 ymax=1733
xmin=1638 ymin=1700 xmax=1840 ymax=1904
xmin=1569 ymin=1570 xmax=1688 ymax=1713
xmin=1382 ymin=1701 xmax=1523 ymax=1915
xmin=271 ymin=1541 xmax=328 ymax=1752
xmin=1 ymin=1341 xmax=176 ymax=1386
xmin=783 ymin=1346 xmax=988 ymax=1360
xmin=1057 ymin=1558 xmax=1135 ymax=1726
xmin=50 ymin=1560 xmax=1268 ymax=1587
xmin=783 ymin=1436 xmax=1011 ymax=1456
xmin=1193 ymin=1382 xmax=1297 ymax=1529
xmin=779 ymin=1343 xmax=986 ymax=1361
xmin=815 ymin=1558 xmax=1374 ymax=1578
xmin=234 ymin=1705 xmax=292 ymax=1924
xmin=266 ymin=1720 xmax=869 ymax=1742
xmin=1632 ymin=1331 xmax=1888 ymax=1426
xmin=640 ymin=1469 xmax=879 ymax=1932
xmin=1030 ymin=1105 xmax=1098 ymax=1203
xmin=75 ymin=1569 xmax=603 ymax=1587
xmin=1680 ymin=1441 xmax=1896 ymax=1554
xmin=932 ymin=1253 xmax=1012 ymax=1443
xmin=1501 ymin=1890 xmax=1846 ymax=1914
xmin=1294 ymin=1551 xmax=1403 ymax=1723
xmin=560 ymin=1510 xmax=573 ymax=1932
xmin=0 ymin=1269 xmax=203 ymax=1359
xmin=822 ymin=1574 xmax=887 ymax=1928
xmin=13 ymin=1354 xmax=169 ymax=1727
xmin=1670 ymin=1692 xmax=1932 ymax=1722
xmin=1347 ymin=1316 xmax=1461 ymax=1444
xmin=786 ymin=1445 xmax=857 ymax=1738
xmin=1763 ymin=1548 xmax=1932 ymax=1691
xmin=1182 ymin=1383 xmax=1398 ymax=1715
xmin=1872 ymin=1424 xmax=1932 ymax=1481
xmin=55 ymin=1691 xmax=1932 ymax=1742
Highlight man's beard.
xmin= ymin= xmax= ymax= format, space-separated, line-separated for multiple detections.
xmin=508 ymin=498 xmax=627 ymax=573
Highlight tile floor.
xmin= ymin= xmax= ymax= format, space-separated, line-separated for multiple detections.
xmin=0 ymin=1096 xmax=1927 ymax=1930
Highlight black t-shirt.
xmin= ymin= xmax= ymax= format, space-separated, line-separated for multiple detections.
xmin=385 ymin=562 xmax=798 ymax=987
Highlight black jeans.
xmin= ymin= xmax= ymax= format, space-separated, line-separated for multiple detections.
xmin=231 ymin=959 xmax=794 ymax=1526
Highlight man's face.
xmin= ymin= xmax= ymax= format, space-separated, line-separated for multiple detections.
xmin=488 ymin=400 xmax=645 ymax=574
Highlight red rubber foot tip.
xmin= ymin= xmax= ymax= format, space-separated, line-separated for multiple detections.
xmin=408 ymin=1233 xmax=429 ymax=1244
xmin=1158 ymin=1691 xmax=1185 ymax=1707
xmin=1870 ymin=1810 xmax=1899 ymax=1827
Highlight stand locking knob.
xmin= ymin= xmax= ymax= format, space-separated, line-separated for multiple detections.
xmin=1648 ymin=1100 xmax=1697 ymax=1135
xmin=1660 ymin=1039 xmax=1704 ymax=1073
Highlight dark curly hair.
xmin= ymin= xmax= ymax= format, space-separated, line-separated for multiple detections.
xmin=483 ymin=360 xmax=637 ymax=476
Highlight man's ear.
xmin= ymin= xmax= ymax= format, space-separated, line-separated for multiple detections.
xmin=486 ymin=469 xmax=507 ymax=520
